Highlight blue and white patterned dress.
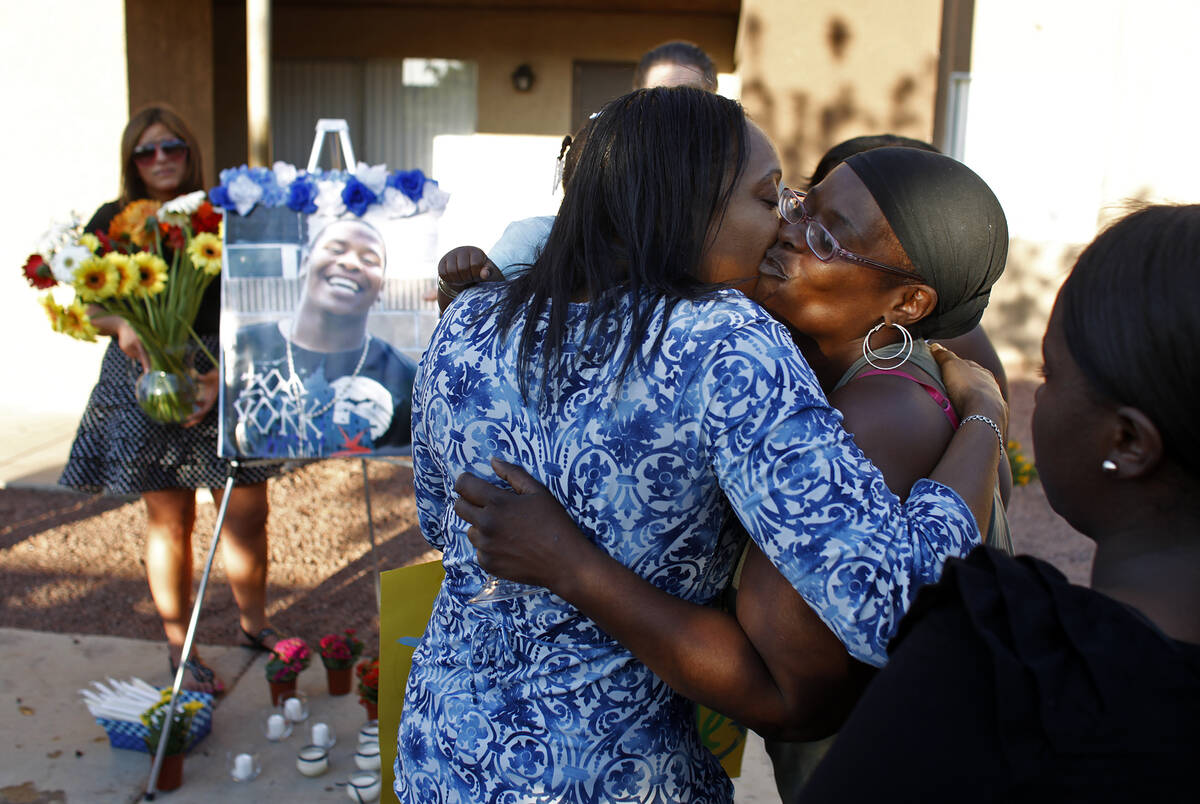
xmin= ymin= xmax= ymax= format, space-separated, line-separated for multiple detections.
xmin=396 ymin=286 xmax=980 ymax=803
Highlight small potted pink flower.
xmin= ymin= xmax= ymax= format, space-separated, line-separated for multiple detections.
xmin=264 ymin=637 xmax=311 ymax=705
xmin=318 ymin=629 xmax=365 ymax=696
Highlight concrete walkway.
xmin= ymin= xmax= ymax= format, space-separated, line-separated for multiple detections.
xmin=0 ymin=627 xmax=781 ymax=802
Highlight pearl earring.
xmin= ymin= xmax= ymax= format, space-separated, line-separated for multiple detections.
xmin=1101 ymin=459 xmax=1118 ymax=473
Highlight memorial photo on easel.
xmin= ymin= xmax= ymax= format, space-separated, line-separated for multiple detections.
xmin=214 ymin=159 xmax=448 ymax=459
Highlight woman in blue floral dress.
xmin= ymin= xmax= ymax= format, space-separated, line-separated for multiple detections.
xmin=396 ymin=88 xmax=1006 ymax=803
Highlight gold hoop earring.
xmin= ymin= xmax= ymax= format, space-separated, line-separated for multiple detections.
xmin=862 ymin=321 xmax=913 ymax=371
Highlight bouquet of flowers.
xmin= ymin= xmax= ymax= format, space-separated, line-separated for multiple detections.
xmin=264 ymin=637 xmax=312 ymax=683
xmin=21 ymin=191 xmax=224 ymax=422
xmin=356 ymin=657 xmax=379 ymax=706
xmin=319 ymin=628 xmax=365 ymax=670
xmin=141 ymin=690 xmax=207 ymax=756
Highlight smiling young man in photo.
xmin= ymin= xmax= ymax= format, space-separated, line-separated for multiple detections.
xmin=225 ymin=218 xmax=417 ymax=458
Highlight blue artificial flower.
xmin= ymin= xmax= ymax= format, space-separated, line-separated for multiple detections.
xmin=247 ymin=166 xmax=286 ymax=207
xmin=208 ymin=184 xmax=234 ymax=210
xmin=387 ymin=168 xmax=427 ymax=203
xmin=286 ymin=175 xmax=319 ymax=214
xmin=341 ymin=177 xmax=378 ymax=216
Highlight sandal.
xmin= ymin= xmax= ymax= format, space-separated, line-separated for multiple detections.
xmin=168 ymin=655 xmax=226 ymax=696
xmin=241 ymin=625 xmax=283 ymax=654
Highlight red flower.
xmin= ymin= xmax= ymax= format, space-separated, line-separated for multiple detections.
xmin=94 ymin=231 xmax=116 ymax=255
xmin=190 ymin=201 xmax=221 ymax=234
xmin=22 ymin=254 xmax=56 ymax=289
xmin=160 ymin=223 xmax=186 ymax=252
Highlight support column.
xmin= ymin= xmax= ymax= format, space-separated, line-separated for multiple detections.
xmin=247 ymin=0 xmax=272 ymax=167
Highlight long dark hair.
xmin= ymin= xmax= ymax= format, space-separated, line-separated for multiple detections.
xmin=1058 ymin=204 xmax=1200 ymax=474
xmin=493 ymin=87 xmax=749 ymax=396
xmin=119 ymin=105 xmax=205 ymax=205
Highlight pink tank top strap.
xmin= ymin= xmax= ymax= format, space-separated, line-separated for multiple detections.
xmin=856 ymin=369 xmax=960 ymax=429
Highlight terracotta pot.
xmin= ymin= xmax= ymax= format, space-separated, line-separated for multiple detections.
xmin=153 ymin=752 xmax=184 ymax=792
xmin=269 ymin=678 xmax=297 ymax=706
xmin=363 ymin=700 xmax=378 ymax=721
xmin=326 ymin=665 xmax=353 ymax=696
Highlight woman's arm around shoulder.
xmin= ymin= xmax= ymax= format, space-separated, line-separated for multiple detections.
xmin=456 ymin=458 xmax=870 ymax=740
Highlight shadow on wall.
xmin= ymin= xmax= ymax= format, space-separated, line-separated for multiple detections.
xmin=985 ymin=240 xmax=1082 ymax=374
xmin=988 ymin=189 xmax=1158 ymax=374
xmin=739 ymin=11 xmax=937 ymax=184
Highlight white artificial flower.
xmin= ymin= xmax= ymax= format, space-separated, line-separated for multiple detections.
xmin=417 ymin=181 xmax=451 ymax=215
xmin=313 ymin=179 xmax=346 ymax=219
xmin=160 ymin=190 xmax=208 ymax=217
xmin=355 ymin=162 xmax=390 ymax=196
xmin=51 ymin=245 xmax=92 ymax=283
xmin=380 ymin=187 xmax=417 ymax=219
xmin=227 ymin=173 xmax=264 ymax=216
xmin=37 ymin=216 xmax=82 ymax=256
xmin=273 ymin=161 xmax=298 ymax=188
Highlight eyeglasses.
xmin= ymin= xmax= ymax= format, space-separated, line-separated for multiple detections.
xmin=777 ymin=187 xmax=922 ymax=281
xmin=132 ymin=138 xmax=189 ymax=166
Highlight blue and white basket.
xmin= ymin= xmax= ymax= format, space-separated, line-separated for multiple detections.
xmin=95 ymin=690 xmax=215 ymax=754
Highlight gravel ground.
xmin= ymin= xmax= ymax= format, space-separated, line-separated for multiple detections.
xmin=0 ymin=379 xmax=1094 ymax=662
xmin=0 ymin=459 xmax=434 ymax=659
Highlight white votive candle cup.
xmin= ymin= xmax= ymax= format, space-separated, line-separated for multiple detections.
xmin=312 ymin=722 xmax=332 ymax=748
xmin=346 ymin=772 xmax=381 ymax=802
xmin=283 ymin=695 xmax=308 ymax=722
xmin=234 ymin=753 xmax=254 ymax=781
xmin=266 ymin=713 xmax=287 ymax=740
xmin=357 ymin=721 xmax=379 ymax=744
xmin=353 ymin=740 xmax=381 ymax=770
xmin=296 ymin=745 xmax=329 ymax=777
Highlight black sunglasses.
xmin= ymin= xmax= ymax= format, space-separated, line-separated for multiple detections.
xmin=132 ymin=138 xmax=189 ymax=165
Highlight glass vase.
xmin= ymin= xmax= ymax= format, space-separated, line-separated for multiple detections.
xmin=134 ymin=345 xmax=199 ymax=424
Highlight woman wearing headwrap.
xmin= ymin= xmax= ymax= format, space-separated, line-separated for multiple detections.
xmin=452 ymin=147 xmax=1011 ymax=743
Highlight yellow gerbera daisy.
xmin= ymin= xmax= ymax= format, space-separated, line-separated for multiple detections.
xmin=74 ymin=256 xmax=120 ymax=301
xmin=40 ymin=294 xmax=64 ymax=332
xmin=132 ymin=251 xmax=169 ymax=296
xmin=105 ymin=252 xmax=139 ymax=296
xmin=187 ymin=232 xmax=222 ymax=275
xmin=59 ymin=299 xmax=98 ymax=341
xmin=78 ymin=233 xmax=101 ymax=254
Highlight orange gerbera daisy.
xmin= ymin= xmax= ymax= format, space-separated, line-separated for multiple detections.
xmin=109 ymin=199 xmax=162 ymax=248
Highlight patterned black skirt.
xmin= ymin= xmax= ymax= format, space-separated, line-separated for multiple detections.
xmin=60 ymin=336 xmax=284 ymax=495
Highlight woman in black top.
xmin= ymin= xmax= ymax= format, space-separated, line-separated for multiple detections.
xmin=798 ymin=205 xmax=1200 ymax=802
xmin=60 ymin=105 xmax=283 ymax=693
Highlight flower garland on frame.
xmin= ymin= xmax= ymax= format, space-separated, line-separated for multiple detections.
xmin=207 ymin=161 xmax=449 ymax=225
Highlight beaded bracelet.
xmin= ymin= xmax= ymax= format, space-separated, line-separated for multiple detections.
xmin=437 ymin=278 xmax=461 ymax=300
xmin=959 ymin=414 xmax=1005 ymax=451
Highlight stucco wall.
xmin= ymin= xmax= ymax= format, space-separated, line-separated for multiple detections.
xmin=125 ymin=0 xmax=217 ymax=186
xmin=735 ymin=0 xmax=943 ymax=187
xmin=965 ymin=0 xmax=1200 ymax=372
xmin=207 ymin=5 xmax=737 ymax=169
xmin=0 ymin=0 xmax=129 ymax=416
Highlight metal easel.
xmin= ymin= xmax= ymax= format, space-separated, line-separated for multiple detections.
xmin=147 ymin=119 xmax=393 ymax=797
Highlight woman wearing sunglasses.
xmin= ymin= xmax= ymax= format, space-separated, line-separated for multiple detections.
xmin=60 ymin=105 xmax=283 ymax=695
xmin=452 ymin=145 xmax=1011 ymax=765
